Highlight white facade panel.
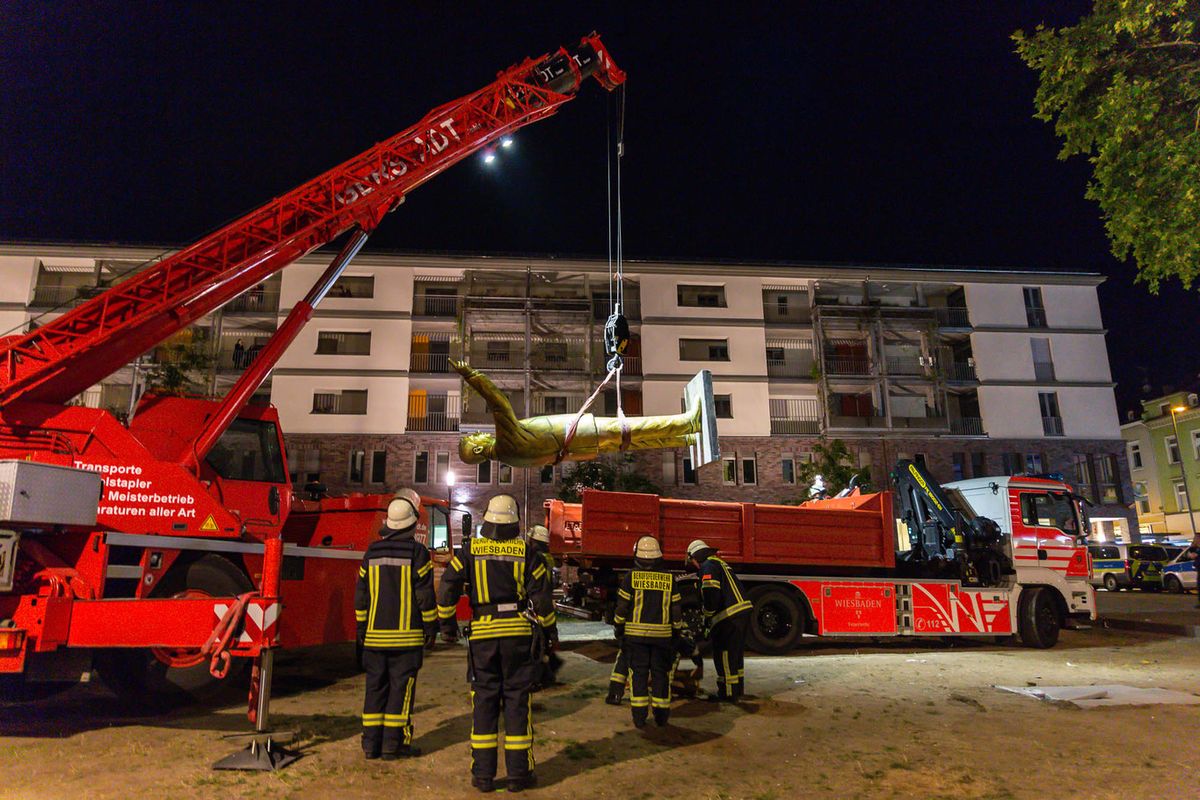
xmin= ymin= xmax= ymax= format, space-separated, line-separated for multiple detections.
xmin=272 ymin=375 xmax=410 ymax=434
xmin=977 ymin=386 xmax=1044 ymax=439
xmin=1042 ymin=285 xmax=1103 ymax=329
xmin=970 ymin=331 xmax=1112 ymax=383
xmin=275 ymin=317 xmax=413 ymax=372
xmin=278 ymin=257 xmax=413 ymax=312
xmin=639 ymin=274 xmax=766 ymax=320
xmin=641 ymin=324 xmax=767 ymax=377
xmin=1040 ymin=334 xmax=1112 ymax=382
xmin=0 ymin=256 xmax=39 ymax=305
xmin=962 ymin=283 xmax=1027 ymax=327
xmin=1056 ymin=387 xmax=1121 ymax=439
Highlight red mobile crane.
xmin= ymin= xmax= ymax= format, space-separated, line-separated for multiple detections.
xmin=0 ymin=34 xmax=624 ymax=762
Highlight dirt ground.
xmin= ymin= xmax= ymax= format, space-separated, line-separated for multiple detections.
xmin=1 ymin=625 xmax=1198 ymax=800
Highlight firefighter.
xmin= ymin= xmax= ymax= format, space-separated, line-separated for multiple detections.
xmin=354 ymin=497 xmax=438 ymax=760
xmin=605 ymin=645 xmax=629 ymax=705
xmin=612 ymin=535 xmax=683 ymax=728
xmin=526 ymin=524 xmax=563 ymax=687
xmin=437 ymin=495 xmax=555 ymax=794
xmin=686 ymin=539 xmax=752 ymax=702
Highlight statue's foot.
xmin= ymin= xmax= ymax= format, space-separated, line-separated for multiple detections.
xmin=687 ymin=397 xmax=703 ymax=433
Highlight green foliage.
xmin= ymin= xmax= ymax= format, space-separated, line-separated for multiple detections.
xmin=144 ymin=338 xmax=213 ymax=395
xmin=557 ymin=455 xmax=661 ymax=502
xmin=792 ymin=438 xmax=871 ymax=499
xmin=1014 ymin=2 xmax=1200 ymax=290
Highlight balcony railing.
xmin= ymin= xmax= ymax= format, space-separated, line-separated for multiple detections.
xmin=406 ymin=393 xmax=461 ymax=431
xmin=935 ymin=307 xmax=971 ymax=328
xmin=1042 ymin=416 xmax=1064 ymax=436
xmin=31 ymin=285 xmax=98 ymax=306
xmin=762 ymin=302 xmax=812 ymax=325
xmin=769 ymin=399 xmax=821 ymax=434
xmin=950 ymin=417 xmax=985 ymax=435
xmin=891 ymin=415 xmax=948 ymax=430
xmin=768 ymin=360 xmax=816 ymax=379
xmin=224 ymin=288 xmax=280 ymax=314
xmin=824 ymin=357 xmax=873 ymax=376
xmin=885 ymin=356 xmax=926 ymax=376
xmin=415 ymin=295 xmax=460 ymax=317
xmin=410 ymin=352 xmax=453 ymax=373
xmin=828 ymin=415 xmax=888 ymax=429
xmin=945 ymin=361 xmax=977 ymax=382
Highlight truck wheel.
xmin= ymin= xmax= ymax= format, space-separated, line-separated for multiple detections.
xmin=96 ymin=555 xmax=253 ymax=705
xmin=1102 ymin=574 xmax=1119 ymax=592
xmin=1017 ymin=587 xmax=1060 ymax=649
xmin=747 ymin=585 xmax=805 ymax=655
xmin=1165 ymin=575 xmax=1184 ymax=594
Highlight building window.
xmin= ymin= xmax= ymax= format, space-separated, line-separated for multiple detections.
xmin=1039 ymin=392 xmax=1063 ymax=436
xmin=913 ymin=453 xmax=927 ymax=469
xmin=1023 ymin=287 xmax=1047 ymax=328
xmin=370 ymin=450 xmax=387 ymax=484
xmin=540 ymin=465 xmax=554 ymax=484
xmin=1175 ymin=481 xmax=1189 ymax=511
xmin=498 ymin=463 xmax=513 ymax=485
xmin=477 ymin=460 xmax=492 ymax=485
xmin=1025 ymin=453 xmax=1044 ymax=474
xmin=970 ymin=452 xmax=986 ymax=478
xmin=1072 ymin=454 xmax=1095 ymax=504
xmin=662 ymin=453 xmax=676 ymax=485
xmin=331 ymin=275 xmax=374 ymax=298
xmin=1002 ymin=453 xmax=1023 ymax=476
xmin=741 ymin=457 xmax=757 ymax=485
xmin=348 ymin=449 xmax=365 ymax=484
xmin=679 ymin=338 xmax=729 ymax=361
xmin=1030 ymin=337 xmax=1054 ymax=381
xmin=414 ymin=451 xmax=429 ymax=484
xmin=435 ymin=452 xmax=450 ymax=484
xmin=1138 ymin=498 xmax=1151 ymax=514
xmin=682 ymin=457 xmax=697 ymax=485
xmin=1128 ymin=442 xmax=1143 ymax=470
xmin=543 ymin=396 xmax=568 ymax=414
xmin=316 ymin=331 xmax=372 ymax=355
xmin=952 ymin=453 xmax=966 ymax=481
xmin=289 ymin=447 xmax=321 ymax=485
xmin=781 ymin=455 xmax=796 ymax=485
xmin=312 ymin=389 xmax=368 ymax=415
xmin=1192 ymin=430 xmax=1200 ymax=460
xmin=722 ymin=458 xmax=737 ymax=485
xmin=715 ymin=394 xmax=733 ymax=419
xmin=1097 ymin=454 xmax=1122 ymax=504
xmin=677 ymin=284 xmax=727 ymax=308
xmin=766 ymin=347 xmax=786 ymax=367
xmin=1166 ymin=435 xmax=1181 ymax=465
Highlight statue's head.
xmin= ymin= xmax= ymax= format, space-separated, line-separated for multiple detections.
xmin=459 ymin=431 xmax=496 ymax=464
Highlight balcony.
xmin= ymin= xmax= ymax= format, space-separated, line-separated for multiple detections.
xmin=769 ymin=399 xmax=821 ymax=434
xmin=762 ymin=302 xmax=811 ymax=325
xmin=312 ymin=390 xmax=368 ymax=415
xmin=1042 ymin=416 xmax=1064 ymax=436
xmin=885 ymin=356 xmax=926 ymax=376
xmin=890 ymin=415 xmax=948 ymax=430
xmin=224 ymin=288 xmax=280 ymax=314
xmin=824 ymin=357 xmax=873 ymax=376
xmin=1033 ymin=361 xmax=1056 ymax=382
xmin=415 ymin=295 xmax=460 ymax=318
xmin=407 ymin=393 xmax=461 ymax=431
xmin=828 ymin=415 xmax=888 ymax=429
xmin=934 ymin=307 xmax=971 ymax=328
xmin=950 ymin=417 xmax=985 ymax=436
xmin=410 ymin=352 xmax=453 ymax=373
xmin=31 ymin=284 xmax=101 ymax=307
xmin=945 ymin=361 xmax=977 ymax=382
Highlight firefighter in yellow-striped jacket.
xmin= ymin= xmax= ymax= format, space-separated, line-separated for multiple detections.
xmin=613 ymin=536 xmax=683 ymax=728
xmin=353 ymin=497 xmax=438 ymax=759
xmin=437 ymin=495 xmax=555 ymax=794
xmin=687 ymin=539 xmax=752 ymax=702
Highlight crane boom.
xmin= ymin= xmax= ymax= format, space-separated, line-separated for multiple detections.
xmin=0 ymin=34 xmax=624 ymax=407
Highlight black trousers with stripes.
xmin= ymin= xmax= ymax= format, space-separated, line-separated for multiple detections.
xmin=469 ymin=636 xmax=539 ymax=780
xmin=626 ymin=638 xmax=674 ymax=725
xmin=711 ymin=613 xmax=749 ymax=699
xmin=362 ymin=647 xmax=423 ymax=755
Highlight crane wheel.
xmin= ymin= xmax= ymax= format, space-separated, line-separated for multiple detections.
xmin=96 ymin=555 xmax=253 ymax=705
xmin=746 ymin=585 xmax=806 ymax=655
xmin=1017 ymin=586 xmax=1060 ymax=649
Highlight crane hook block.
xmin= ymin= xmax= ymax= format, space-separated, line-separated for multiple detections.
xmin=603 ymin=310 xmax=630 ymax=371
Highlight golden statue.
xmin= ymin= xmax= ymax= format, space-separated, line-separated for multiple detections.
xmin=452 ymin=360 xmax=714 ymax=468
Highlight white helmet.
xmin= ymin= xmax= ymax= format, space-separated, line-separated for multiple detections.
xmin=484 ymin=494 xmax=520 ymax=525
xmin=527 ymin=524 xmax=551 ymax=544
xmin=385 ymin=498 xmax=418 ymax=531
xmin=393 ymin=487 xmax=422 ymax=512
xmin=686 ymin=539 xmax=710 ymax=559
xmin=635 ymin=536 xmax=663 ymax=560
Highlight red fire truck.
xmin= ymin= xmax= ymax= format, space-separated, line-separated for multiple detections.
xmin=0 ymin=33 xmax=624 ymax=754
xmin=547 ymin=460 xmax=1094 ymax=654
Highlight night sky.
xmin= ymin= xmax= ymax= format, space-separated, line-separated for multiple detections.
xmin=2 ymin=2 xmax=1197 ymax=414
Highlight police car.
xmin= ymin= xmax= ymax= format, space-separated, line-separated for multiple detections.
xmin=1162 ymin=548 xmax=1198 ymax=594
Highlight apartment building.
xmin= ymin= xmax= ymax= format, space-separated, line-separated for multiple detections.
xmin=0 ymin=243 xmax=1134 ymax=539
xmin=1121 ymin=389 xmax=1200 ymax=540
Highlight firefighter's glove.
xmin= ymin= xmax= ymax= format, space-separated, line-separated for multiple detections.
xmin=675 ymin=636 xmax=696 ymax=657
xmin=613 ymin=623 xmax=625 ymax=644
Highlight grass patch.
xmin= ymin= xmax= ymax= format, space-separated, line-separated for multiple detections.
xmin=562 ymin=740 xmax=597 ymax=761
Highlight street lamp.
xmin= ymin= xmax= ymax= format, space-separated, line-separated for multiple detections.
xmin=1168 ymin=405 xmax=1198 ymax=539
xmin=445 ymin=469 xmax=456 ymax=510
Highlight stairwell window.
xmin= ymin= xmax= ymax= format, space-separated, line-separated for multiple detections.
xmin=781 ymin=455 xmax=796 ymax=485
xmin=682 ymin=456 xmax=697 ymax=485
xmin=679 ymin=338 xmax=729 ymax=361
xmin=1166 ymin=435 xmax=1181 ymax=465
xmin=498 ymin=463 xmax=513 ymax=485
xmin=1023 ymin=287 xmax=1047 ymax=328
xmin=477 ymin=460 xmax=492 ymax=485
xmin=540 ymin=465 xmax=555 ymax=484
xmin=741 ymin=457 xmax=757 ymax=485
xmin=722 ymin=458 xmax=737 ymax=485
xmin=414 ymin=451 xmax=429 ymax=484
xmin=370 ymin=450 xmax=387 ymax=484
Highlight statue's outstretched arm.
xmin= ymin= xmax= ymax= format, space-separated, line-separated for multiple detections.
xmin=451 ymin=360 xmax=526 ymax=441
